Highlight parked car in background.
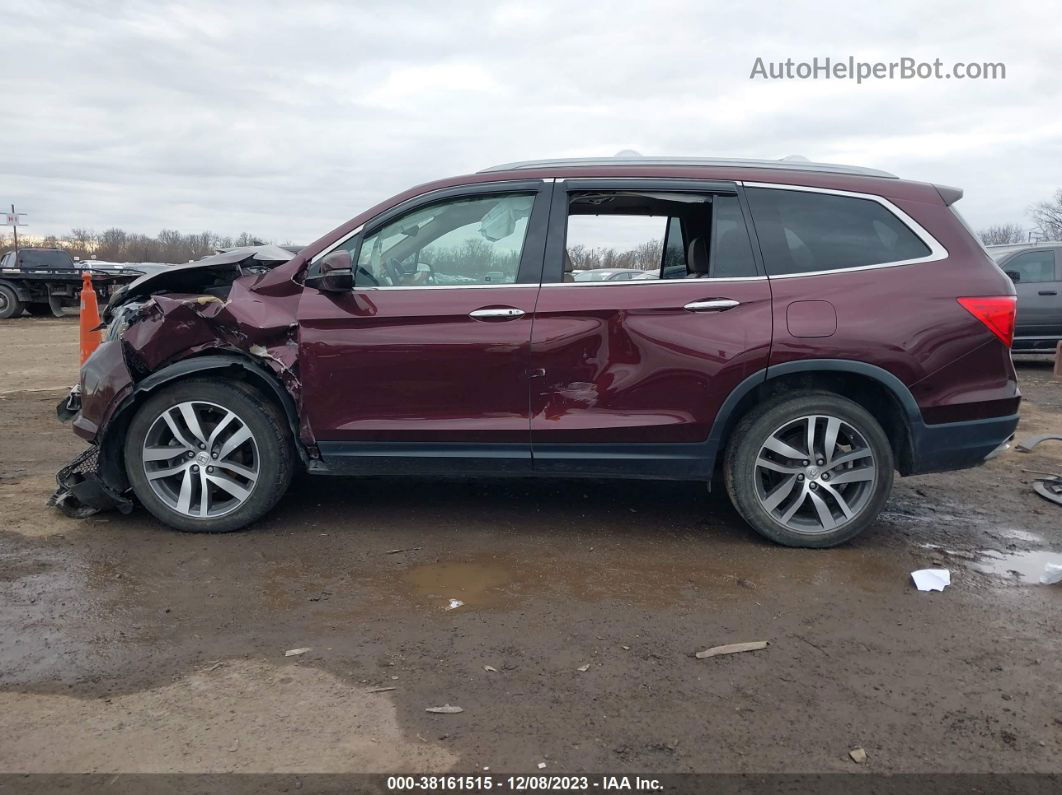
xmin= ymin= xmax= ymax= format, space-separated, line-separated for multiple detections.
xmin=55 ymin=156 xmax=1019 ymax=547
xmin=988 ymin=242 xmax=1062 ymax=353
xmin=573 ymin=268 xmax=650 ymax=281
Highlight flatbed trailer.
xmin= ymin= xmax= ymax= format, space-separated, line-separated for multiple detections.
xmin=0 ymin=249 xmax=142 ymax=319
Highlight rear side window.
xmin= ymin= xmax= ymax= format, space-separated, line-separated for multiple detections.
xmin=1002 ymin=250 xmax=1057 ymax=284
xmin=557 ymin=190 xmax=758 ymax=283
xmin=746 ymin=188 xmax=931 ymax=275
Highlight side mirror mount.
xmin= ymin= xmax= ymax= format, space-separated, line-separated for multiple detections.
xmin=1005 ymin=270 xmax=1021 ymax=283
xmin=305 ymin=250 xmax=354 ymax=292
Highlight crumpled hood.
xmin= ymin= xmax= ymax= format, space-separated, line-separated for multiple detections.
xmin=104 ymin=245 xmax=296 ymax=319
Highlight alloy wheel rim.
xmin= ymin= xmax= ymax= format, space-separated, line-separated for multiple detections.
xmin=142 ymin=400 xmax=259 ymax=519
xmin=753 ymin=414 xmax=877 ymax=535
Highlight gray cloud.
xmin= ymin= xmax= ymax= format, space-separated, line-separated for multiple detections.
xmin=2 ymin=0 xmax=1059 ymax=242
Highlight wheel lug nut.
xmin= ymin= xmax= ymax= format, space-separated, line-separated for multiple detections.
xmin=809 ymin=482 xmax=818 ymax=490
xmin=802 ymin=460 xmax=809 ymax=466
xmin=817 ymin=459 xmax=825 ymax=466
xmin=199 ymin=443 xmax=205 ymax=449
xmin=207 ymin=466 xmax=214 ymax=473
xmin=186 ymin=451 xmax=194 ymax=458
xmin=191 ymin=465 xmax=199 ymax=472
xmin=211 ymin=452 xmax=218 ymax=459
xmin=797 ymin=474 xmax=805 ymax=481
xmin=821 ymin=473 xmax=830 ymax=481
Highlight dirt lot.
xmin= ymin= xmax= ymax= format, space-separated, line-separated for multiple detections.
xmin=1 ymin=315 xmax=1061 ymax=775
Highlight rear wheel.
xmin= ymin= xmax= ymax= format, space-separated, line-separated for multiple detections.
xmin=724 ymin=391 xmax=894 ymax=547
xmin=124 ymin=379 xmax=294 ymax=532
xmin=0 ymin=284 xmax=24 ymax=319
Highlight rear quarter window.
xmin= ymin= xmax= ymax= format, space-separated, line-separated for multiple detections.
xmin=746 ymin=187 xmax=931 ymax=276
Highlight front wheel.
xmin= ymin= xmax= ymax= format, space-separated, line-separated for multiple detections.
xmin=723 ymin=391 xmax=894 ymax=547
xmin=124 ymin=379 xmax=294 ymax=532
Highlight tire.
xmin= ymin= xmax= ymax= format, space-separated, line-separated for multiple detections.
xmin=124 ymin=378 xmax=295 ymax=532
xmin=724 ymin=390 xmax=894 ymax=548
xmin=0 ymin=284 xmax=24 ymax=319
xmin=25 ymin=302 xmax=56 ymax=317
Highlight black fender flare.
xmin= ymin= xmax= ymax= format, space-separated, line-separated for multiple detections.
xmin=105 ymin=353 xmax=308 ymax=473
xmin=703 ymin=359 xmax=923 ymax=472
xmin=0 ymin=278 xmax=33 ymax=303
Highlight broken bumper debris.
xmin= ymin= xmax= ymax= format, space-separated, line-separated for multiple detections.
xmin=1016 ymin=433 xmax=1062 ymax=506
xmin=48 ymin=445 xmax=133 ymax=518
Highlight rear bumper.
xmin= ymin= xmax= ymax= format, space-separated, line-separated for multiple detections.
xmin=908 ymin=413 xmax=1020 ymax=474
xmin=1012 ymin=336 xmax=1061 ymax=352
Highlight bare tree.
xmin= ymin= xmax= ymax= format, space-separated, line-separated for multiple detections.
xmin=0 ymin=227 xmax=269 ymax=261
xmin=978 ymin=223 xmax=1026 ymax=245
xmin=1030 ymin=189 xmax=1062 ymax=240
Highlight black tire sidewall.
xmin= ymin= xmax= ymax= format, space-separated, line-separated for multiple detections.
xmin=124 ymin=379 xmax=294 ymax=533
xmin=724 ymin=391 xmax=894 ymax=548
xmin=0 ymin=284 xmax=23 ymax=319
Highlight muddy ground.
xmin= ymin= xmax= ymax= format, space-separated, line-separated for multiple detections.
xmin=1 ymin=315 xmax=1060 ymax=775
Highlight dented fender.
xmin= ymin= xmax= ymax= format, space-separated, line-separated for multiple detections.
xmin=55 ymin=249 xmax=315 ymax=515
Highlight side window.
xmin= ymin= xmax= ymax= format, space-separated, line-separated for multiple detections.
xmin=746 ymin=188 xmax=932 ymax=275
xmin=558 ymin=190 xmax=758 ymax=283
xmin=566 ymin=212 xmax=666 ymax=282
xmin=1003 ymin=250 xmax=1057 ymax=284
xmin=352 ymin=193 xmax=534 ymax=287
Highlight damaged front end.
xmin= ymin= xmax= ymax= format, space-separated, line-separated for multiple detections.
xmin=52 ymin=245 xmax=309 ymax=518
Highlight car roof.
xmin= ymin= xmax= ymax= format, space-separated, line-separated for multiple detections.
xmin=479 ymin=156 xmax=898 ymax=179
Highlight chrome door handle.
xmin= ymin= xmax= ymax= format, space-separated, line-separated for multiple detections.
xmin=684 ymin=299 xmax=740 ymax=312
xmin=469 ymin=307 xmax=526 ymax=320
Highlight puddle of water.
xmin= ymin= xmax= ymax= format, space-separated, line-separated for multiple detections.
xmin=996 ymin=528 xmax=1044 ymax=544
xmin=970 ymin=549 xmax=1062 ymax=584
xmin=403 ymin=560 xmax=515 ymax=609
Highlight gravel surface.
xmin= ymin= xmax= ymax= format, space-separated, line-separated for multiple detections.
xmin=1 ymin=316 xmax=1060 ymax=774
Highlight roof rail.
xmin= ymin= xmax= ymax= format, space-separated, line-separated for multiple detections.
xmin=478 ymin=156 xmax=898 ymax=179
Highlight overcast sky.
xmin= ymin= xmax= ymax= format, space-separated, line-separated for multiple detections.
xmin=3 ymin=0 xmax=1059 ymax=244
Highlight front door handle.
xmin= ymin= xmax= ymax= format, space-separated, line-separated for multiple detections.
xmin=684 ymin=299 xmax=740 ymax=312
xmin=1038 ymin=290 xmax=1058 ymax=296
xmin=469 ymin=307 xmax=526 ymax=321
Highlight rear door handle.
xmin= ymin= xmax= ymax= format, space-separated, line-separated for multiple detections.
xmin=1038 ymin=290 xmax=1057 ymax=296
xmin=469 ymin=307 xmax=526 ymax=321
xmin=684 ymin=299 xmax=740 ymax=312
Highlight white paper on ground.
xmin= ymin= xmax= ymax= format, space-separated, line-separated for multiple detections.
xmin=1041 ymin=562 xmax=1062 ymax=585
xmin=911 ymin=569 xmax=951 ymax=592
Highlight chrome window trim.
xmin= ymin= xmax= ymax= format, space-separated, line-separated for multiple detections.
xmin=541 ymin=275 xmax=767 ymax=287
xmin=310 ymin=225 xmax=363 ymax=264
xmin=350 ymin=275 xmax=770 ymax=291
xmin=353 ymin=282 xmax=540 ymax=291
xmin=738 ymin=181 xmax=949 ymax=278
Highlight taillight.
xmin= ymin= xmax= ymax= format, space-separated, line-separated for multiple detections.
xmin=957 ymin=296 xmax=1017 ymax=347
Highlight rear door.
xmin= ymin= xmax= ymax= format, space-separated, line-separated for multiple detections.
xmin=298 ymin=181 xmax=551 ymax=473
xmin=1002 ymin=248 xmax=1062 ymax=343
xmin=529 ymin=179 xmax=772 ymax=477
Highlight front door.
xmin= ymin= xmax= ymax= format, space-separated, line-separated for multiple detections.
xmin=529 ymin=179 xmax=773 ymax=477
xmin=298 ymin=183 xmax=550 ymax=473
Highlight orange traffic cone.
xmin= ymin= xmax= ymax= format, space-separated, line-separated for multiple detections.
xmin=79 ymin=271 xmax=103 ymax=364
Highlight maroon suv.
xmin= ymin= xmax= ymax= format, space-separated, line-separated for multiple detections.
xmin=55 ymin=157 xmax=1020 ymax=547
